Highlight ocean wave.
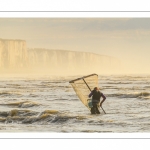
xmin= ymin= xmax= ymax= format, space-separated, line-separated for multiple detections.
xmin=28 ymin=94 xmax=38 ymax=97
xmin=0 ymin=117 xmax=6 ymax=122
xmin=0 ymin=101 xmax=40 ymax=108
xmin=143 ymin=86 xmax=150 ymax=88
xmin=0 ymin=91 xmax=22 ymax=97
xmin=8 ymin=109 xmax=38 ymax=117
xmin=0 ymin=109 xmax=59 ymax=124
xmin=105 ymin=82 xmax=132 ymax=85
xmin=107 ymin=92 xmax=150 ymax=99
xmin=0 ymin=109 xmax=89 ymax=124
xmin=102 ymin=86 xmax=119 ymax=90
xmin=141 ymin=96 xmax=150 ymax=100
xmin=6 ymin=84 xmax=21 ymax=87
xmin=103 ymin=75 xmax=147 ymax=80
xmin=0 ymin=109 xmax=38 ymax=123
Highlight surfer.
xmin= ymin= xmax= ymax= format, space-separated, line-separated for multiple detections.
xmin=89 ymin=87 xmax=106 ymax=114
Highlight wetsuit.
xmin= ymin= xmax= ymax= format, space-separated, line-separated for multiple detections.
xmin=89 ymin=90 xmax=106 ymax=114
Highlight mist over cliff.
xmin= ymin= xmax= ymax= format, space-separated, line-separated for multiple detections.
xmin=0 ymin=39 xmax=121 ymax=75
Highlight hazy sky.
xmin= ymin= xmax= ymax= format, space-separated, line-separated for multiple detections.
xmin=0 ymin=18 xmax=150 ymax=74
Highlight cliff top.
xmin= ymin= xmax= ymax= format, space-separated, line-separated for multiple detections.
xmin=0 ymin=38 xmax=26 ymax=42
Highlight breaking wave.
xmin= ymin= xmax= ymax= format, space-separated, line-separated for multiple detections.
xmin=0 ymin=109 xmax=88 ymax=124
xmin=0 ymin=101 xmax=40 ymax=108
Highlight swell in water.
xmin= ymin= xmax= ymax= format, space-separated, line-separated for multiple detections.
xmin=0 ymin=75 xmax=150 ymax=132
xmin=107 ymin=92 xmax=150 ymax=99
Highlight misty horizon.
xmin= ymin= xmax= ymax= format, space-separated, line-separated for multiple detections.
xmin=0 ymin=18 xmax=150 ymax=75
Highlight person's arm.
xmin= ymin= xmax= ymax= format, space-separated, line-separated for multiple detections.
xmin=89 ymin=91 xmax=93 ymax=98
xmin=100 ymin=93 xmax=106 ymax=107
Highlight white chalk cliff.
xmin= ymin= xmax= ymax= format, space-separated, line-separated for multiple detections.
xmin=0 ymin=39 xmax=121 ymax=74
xmin=0 ymin=39 xmax=27 ymax=69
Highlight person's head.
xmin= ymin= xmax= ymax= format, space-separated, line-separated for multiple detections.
xmin=94 ymin=87 xmax=99 ymax=91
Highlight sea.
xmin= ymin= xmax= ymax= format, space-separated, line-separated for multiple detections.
xmin=0 ymin=74 xmax=150 ymax=133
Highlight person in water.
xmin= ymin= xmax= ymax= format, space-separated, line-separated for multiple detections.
xmin=89 ymin=87 xmax=106 ymax=114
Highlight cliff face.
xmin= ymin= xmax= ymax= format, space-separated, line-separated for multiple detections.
xmin=27 ymin=48 xmax=121 ymax=74
xmin=0 ymin=39 xmax=121 ymax=74
xmin=0 ymin=39 xmax=28 ymax=69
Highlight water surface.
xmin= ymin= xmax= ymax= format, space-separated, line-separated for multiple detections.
xmin=0 ymin=75 xmax=150 ymax=132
